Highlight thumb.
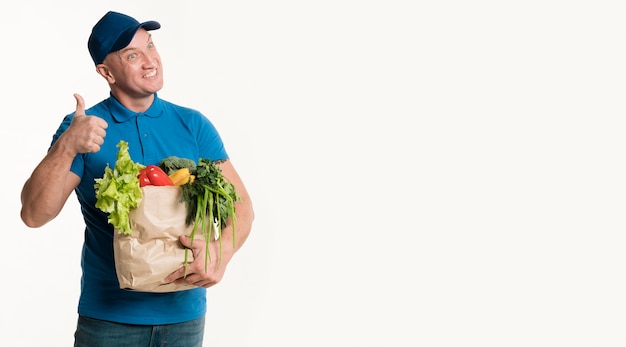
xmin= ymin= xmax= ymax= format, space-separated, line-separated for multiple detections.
xmin=179 ymin=235 xmax=206 ymax=253
xmin=73 ymin=93 xmax=86 ymax=117
xmin=178 ymin=235 xmax=195 ymax=249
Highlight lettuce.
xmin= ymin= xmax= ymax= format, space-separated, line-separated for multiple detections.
xmin=94 ymin=140 xmax=145 ymax=235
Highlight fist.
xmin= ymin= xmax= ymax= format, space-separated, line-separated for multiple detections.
xmin=70 ymin=93 xmax=108 ymax=153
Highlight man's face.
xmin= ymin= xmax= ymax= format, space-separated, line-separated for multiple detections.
xmin=101 ymin=28 xmax=164 ymax=99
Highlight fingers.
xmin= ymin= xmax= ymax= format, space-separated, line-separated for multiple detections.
xmin=163 ymin=236 xmax=198 ymax=283
xmin=165 ymin=269 xmax=218 ymax=289
xmin=164 ymin=267 xmax=185 ymax=284
xmin=164 ymin=236 xmax=221 ymax=287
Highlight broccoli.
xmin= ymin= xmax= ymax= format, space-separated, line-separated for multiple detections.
xmin=158 ymin=156 xmax=197 ymax=175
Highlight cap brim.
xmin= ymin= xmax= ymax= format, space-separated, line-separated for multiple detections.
xmin=140 ymin=20 xmax=161 ymax=31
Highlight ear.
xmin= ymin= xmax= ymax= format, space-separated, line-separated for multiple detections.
xmin=95 ymin=64 xmax=115 ymax=83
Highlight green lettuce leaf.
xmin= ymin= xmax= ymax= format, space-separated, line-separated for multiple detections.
xmin=94 ymin=140 xmax=145 ymax=235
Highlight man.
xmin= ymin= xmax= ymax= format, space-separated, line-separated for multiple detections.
xmin=20 ymin=11 xmax=254 ymax=347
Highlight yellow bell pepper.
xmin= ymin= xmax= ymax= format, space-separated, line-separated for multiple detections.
xmin=168 ymin=168 xmax=195 ymax=186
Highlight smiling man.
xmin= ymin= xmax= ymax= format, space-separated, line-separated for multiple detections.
xmin=20 ymin=11 xmax=254 ymax=347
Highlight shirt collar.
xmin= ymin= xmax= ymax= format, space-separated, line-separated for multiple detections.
xmin=109 ymin=93 xmax=164 ymax=123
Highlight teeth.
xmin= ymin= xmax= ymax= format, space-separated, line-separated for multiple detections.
xmin=144 ymin=70 xmax=156 ymax=78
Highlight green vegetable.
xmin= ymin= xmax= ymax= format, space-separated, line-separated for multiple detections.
xmin=181 ymin=158 xmax=240 ymax=271
xmin=159 ymin=156 xmax=197 ymax=175
xmin=94 ymin=140 xmax=145 ymax=235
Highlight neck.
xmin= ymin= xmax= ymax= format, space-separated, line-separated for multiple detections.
xmin=111 ymin=91 xmax=155 ymax=113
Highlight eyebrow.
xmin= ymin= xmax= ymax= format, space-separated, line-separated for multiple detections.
xmin=118 ymin=33 xmax=153 ymax=55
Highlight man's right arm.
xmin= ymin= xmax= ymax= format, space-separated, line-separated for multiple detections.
xmin=20 ymin=142 xmax=82 ymax=227
xmin=20 ymin=94 xmax=108 ymax=228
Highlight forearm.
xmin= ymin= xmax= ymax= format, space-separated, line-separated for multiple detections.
xmin=215 ymin=160 xmax=255 ymax=261
xmin=21 ymin=136 xmax=80 ymax=227
xmin=219 ymin=193 xmax=254 ymax=260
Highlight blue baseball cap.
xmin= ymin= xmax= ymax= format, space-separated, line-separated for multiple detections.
xmin=88 ymin=11 xmax=160 ymax=65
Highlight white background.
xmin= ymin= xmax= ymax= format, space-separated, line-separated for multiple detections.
xmin=2 ymin=1 xmax=625 ymax=346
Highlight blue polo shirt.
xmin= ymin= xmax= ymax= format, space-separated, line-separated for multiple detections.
xmin=51 ymin=93 xmax=228 ymax=325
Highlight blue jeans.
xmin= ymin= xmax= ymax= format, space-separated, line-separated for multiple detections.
xmin=74 ymin=315 xmax=205 ymax=347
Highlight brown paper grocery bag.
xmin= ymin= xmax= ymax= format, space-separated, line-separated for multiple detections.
xmin=113 ymin=185 xmax=199 ymax=292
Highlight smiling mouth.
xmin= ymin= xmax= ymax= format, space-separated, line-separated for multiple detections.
xmin=144 ymin=70 xmax=157 ymax=78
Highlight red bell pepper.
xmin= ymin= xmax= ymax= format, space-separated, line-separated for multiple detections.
xmin=138 ymin=170 xmax=152 ymax=187
xmin=138 ymin=165 xmax=174 ymax=186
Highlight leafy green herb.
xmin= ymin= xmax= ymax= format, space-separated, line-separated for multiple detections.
xmin=94 ymin=140 xmax=145 ymax=235
xmin=181 ymin=158 xmax=240 ymax=270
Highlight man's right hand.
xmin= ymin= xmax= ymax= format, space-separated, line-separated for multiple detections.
xmin=68 ymin=93 xmax=108 ymax=153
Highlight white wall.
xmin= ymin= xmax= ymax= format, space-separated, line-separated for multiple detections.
xmin=2 ymin=1 xmax=625 ymax=346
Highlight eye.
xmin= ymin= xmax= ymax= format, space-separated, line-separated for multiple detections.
xmin=148 ymin=42 xmax=155 ymax=49
xmin=127 ymin=53 xmax=137 ymax=60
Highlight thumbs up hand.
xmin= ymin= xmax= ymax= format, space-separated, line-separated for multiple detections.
xmin=66 ymin=93 xmax=108 ymax=153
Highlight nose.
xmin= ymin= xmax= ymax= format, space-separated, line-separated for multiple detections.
xmin=142 ymin=53 xmax=158 ymax=68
